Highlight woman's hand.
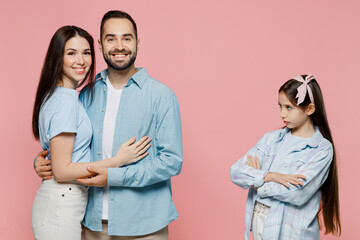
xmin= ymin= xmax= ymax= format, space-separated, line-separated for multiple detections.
xmin=264 ymin=172 xmax=306 ymax=188
xmin=115 ymin=136 xmax=152 ymax=166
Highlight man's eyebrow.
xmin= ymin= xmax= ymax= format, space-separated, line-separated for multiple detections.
xmin=104 ymin=34 xmax=116 ymax=39
xmin=104 ymin=33 xmax=134 ymax=38
xmin=122 ymin=33 xmax=134 ymax=38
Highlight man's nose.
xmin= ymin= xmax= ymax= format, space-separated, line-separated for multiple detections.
xmin=115 ymin=40 xmax=125 ymax=50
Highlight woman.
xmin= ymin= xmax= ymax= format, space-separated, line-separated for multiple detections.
xmin=31 ymin=25 xmax=151 ymax=239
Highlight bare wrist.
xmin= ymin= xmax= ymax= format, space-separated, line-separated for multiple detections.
xmin=264 ymin=172 xmax=273 ymax=183
xmin=117 ymin=156 xmax=126 ymax=167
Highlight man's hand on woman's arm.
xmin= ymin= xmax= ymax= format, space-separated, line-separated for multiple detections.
xmin=34 ymin=150 xmax=53 ymax=180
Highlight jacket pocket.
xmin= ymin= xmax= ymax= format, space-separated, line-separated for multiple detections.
xmin=31 ymin=191 xmax=50 ymax=229
xmin=255 ymin=144 xmax=272 ymax=168
xmin=295 ymin=159 xmax=307 ymax=169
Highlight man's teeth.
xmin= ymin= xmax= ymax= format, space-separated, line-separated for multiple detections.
xmin=114 ymin=54 xmax=125 ymax=57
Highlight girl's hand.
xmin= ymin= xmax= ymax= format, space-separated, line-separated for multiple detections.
xmin=245 ymin=155 xmax=261 ymax=170
xmin=264 ymin=172 xmax=306 ymax=188
xmin=114 ymin=136 xmax=152 ymax=166
xmin=246 ymin=155 xmax=261 ymax=190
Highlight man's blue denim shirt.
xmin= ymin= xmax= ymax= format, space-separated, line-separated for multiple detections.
xmin=79 ymin=68 xmax=183 ymax=236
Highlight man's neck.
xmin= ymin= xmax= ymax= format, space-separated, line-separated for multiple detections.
xmin=107 ymin=65 xmax=138 ymax=90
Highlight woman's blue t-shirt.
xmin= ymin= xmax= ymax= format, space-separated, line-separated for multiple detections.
xmin=38 ymin=87 xmax=92 ymax=163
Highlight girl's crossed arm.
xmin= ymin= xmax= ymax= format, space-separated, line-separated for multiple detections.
xmin=230 ymin=133 xmax=272 ymax=189
xmin=257 ymin=143 xmax=333 ymax=206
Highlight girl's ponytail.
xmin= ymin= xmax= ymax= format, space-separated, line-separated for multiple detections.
xmin=279 ymin=76 xmax=341 ymax=235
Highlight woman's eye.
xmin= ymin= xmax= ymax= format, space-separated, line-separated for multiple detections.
xmin=287 ymin=106 xmax=292 ymax=110
xmin=84 ymin=52 xmax=91 ymax=55
xmin=68 ymin=52 xmax=75 ymax=56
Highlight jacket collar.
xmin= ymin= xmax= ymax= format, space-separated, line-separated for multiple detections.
xmin=276 ymin=127 xmax=323 ymax=149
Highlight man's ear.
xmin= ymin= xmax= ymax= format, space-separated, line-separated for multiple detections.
xmin=306 ymin=103 xmax=316 ymax=116
xmin=98 ymin=39 xmax=102 ymax=52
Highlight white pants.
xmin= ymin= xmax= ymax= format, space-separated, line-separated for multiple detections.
xmin=32 ymin=178 xmax=88 ymax=240
xmin=252 ymin=202 xmax=270 ymax=240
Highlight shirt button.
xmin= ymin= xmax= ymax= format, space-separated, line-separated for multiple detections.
xmin=98 ymin=195 xmax=102 ymax=198
xmin=98 ymin=152 xmax=101 ymax=155
xmin=99 ymin=130 xmax=102 ymax=134
xmin=102 ymin=109 xmax=105 ymax=112
xmin=104 ymin=89 xmax=106 ymax=92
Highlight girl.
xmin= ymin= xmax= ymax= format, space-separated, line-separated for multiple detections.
xmin=230 ymin=75 xmax=341 ymax=240
xmin=31 ymin=26 xmax=151 ymax=240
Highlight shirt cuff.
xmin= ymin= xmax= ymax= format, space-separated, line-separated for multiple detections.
xmin=253 ymin=170 xmax=268 ymax=188
xmin=107 ymin=167 xmax=125 ymax=187
xmin=257 ymin=184 xmax=269 ymax=198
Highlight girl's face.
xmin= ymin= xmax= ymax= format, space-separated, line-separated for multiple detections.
xmin=278 ymin=91 xmax=314 ymax=131
xmin=61 ymin=36 xmax=92 ymax=89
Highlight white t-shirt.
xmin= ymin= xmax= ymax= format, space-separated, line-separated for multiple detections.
xmin=102 ymin=77 xmax=123 ymax=220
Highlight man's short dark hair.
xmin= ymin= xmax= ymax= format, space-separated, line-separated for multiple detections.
xmin=100 ymin=10 xmax=138 ymax=41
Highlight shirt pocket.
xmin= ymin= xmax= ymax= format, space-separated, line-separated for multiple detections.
xmin=124 ymin=103 xmax=155 ymax=132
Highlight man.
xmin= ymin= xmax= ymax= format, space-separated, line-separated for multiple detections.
xmin=34 ymin=10 xmax=183 ymax=239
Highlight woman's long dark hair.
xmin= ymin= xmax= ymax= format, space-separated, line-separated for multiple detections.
xmin=32 ymin=26 xmax=95 ymax=140
xmin=279 ymin=76 xmax=341 ymax=236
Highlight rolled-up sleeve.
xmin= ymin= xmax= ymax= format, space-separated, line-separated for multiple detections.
xmin=230 ymin=133 xmax=271 ymax=189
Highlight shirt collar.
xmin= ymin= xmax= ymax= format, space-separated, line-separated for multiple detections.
xmin=95 ymin=67 xmax=148 ymax=89
xmin=276 ymin=126 xmax=323 ymax=149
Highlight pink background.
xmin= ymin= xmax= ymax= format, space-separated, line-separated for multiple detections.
xmin=1 ymin=0 xmax=359 ymax=239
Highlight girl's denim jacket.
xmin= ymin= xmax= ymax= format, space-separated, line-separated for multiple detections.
xmin=230 ymin=127 xmax=333 ymax=240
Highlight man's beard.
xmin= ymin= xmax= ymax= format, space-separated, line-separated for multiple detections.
xmin=103 ymin=49 xmax=137 ymax=71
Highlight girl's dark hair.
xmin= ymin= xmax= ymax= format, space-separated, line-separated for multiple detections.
xmin=279 ymin=76 xmax=341 ymax=236
xmin=32 ymin=25 xmax=96 ymax=140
